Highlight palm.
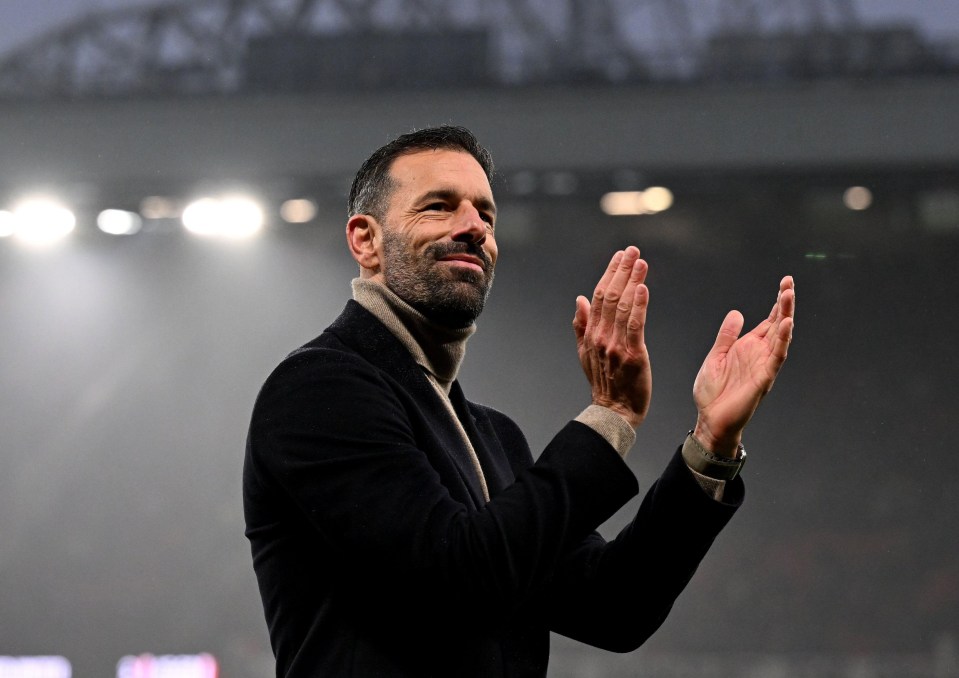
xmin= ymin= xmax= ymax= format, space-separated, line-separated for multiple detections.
xmin=693 ymin=278 xmax=795 ymax=448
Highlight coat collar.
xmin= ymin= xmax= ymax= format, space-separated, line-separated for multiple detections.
xmin=322 ymin=300 xmax=493 ymax=506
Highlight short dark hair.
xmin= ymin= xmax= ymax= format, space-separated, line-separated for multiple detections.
xmin=348 ymin=125 xmax=494 ymax=220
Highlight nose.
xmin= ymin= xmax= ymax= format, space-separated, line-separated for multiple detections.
xmin=450 ymin=203 xmax=487 ymax=246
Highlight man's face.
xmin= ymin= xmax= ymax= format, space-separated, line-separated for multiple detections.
xmin=376 ymin=149 xmax=498 ymax=328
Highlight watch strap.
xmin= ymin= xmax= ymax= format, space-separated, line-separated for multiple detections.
xmin=682 ymin=430 xmax=746 ymax=481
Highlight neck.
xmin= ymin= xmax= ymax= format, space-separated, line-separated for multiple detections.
xmin=351 ymin=278 xmax=474 ymax=391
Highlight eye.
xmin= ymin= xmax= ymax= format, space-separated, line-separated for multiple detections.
xmin=424 ymin=202 xmax=448 ymax=211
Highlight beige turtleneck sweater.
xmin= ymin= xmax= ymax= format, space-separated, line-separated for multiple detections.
xmin=352 ymin=278 xmax=726 ymax=502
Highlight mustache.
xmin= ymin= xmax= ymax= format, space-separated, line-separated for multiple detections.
xmin=427 ymin=242 xmax=492 ymax=271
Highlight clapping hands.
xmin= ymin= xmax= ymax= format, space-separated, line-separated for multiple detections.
xmin=574 ymin=247 xmax=795 ymax=448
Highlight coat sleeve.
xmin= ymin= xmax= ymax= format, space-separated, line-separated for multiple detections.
xmin=245 ymin=346 xmax=639 ymax=627
xmin=540 ymin=448 xmax=744 ymax=651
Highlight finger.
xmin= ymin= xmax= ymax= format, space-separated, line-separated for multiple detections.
xmin=573 ymin=295 xmax=590 ymax=346
xmin=634 ymin=256 xmax=649 ymax=285
xmin=614 ymin=258 xmax=646 ymax=335
xmin=766 ymin=275 xmax=795 ymax=323
xmin=768 ymin=287 xmax=795 ymax=368
xmin=761 ymin=285 xmax=796 ymax=340
xmin=598 ymin=246 xmax=640 ymax=331
xmin=625 ymin=282 xmax=649 ymax=354
xmin=589 ymin=250 xmax=624 ymax=329
xmin=767 ymin=316 xmax=794 ymax=374
xmin=757 ymin=276 xmax=794 ymax=340
xmin=710 ymin=310 xmax=744 ymax=357
xmin=779 ymin=287 xmax=795 ymax=322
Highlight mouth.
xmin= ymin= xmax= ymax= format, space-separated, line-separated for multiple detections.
xmin=438 ymin=254 xmax=486 ymax=273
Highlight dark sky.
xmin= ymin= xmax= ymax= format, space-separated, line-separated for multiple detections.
xmin=2 ymin=0 xmax=959 ymax=56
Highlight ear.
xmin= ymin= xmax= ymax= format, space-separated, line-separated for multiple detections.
xmin=346 ymin=214 xmax=382 ymax=276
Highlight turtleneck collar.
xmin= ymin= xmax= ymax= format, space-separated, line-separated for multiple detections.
xmin=351 ymin=278 xmax=475 ymax=392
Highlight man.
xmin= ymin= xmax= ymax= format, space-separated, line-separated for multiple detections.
xmin=243 ymin=125 xmax=795 ymax=677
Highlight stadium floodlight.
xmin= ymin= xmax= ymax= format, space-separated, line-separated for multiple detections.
xmin=600 ymin=191 xmax=648 ymax=216
xmin=116 ymin=653 xmax=218 ymax=678
xmin=219 ymin=196 xmax=264 ymax=238
xmin=182 ymin=195 xmax=264 ymax=239
xmin=182 ymin=198 xmax=220 ymax=236
xmin=11 ymin=197 xmax=76 ymax=246
xmin=642 ymin=186 xmax=674 ymax=213
xmin=98 ymin=209 xmax=143 ymax=235
xmin=843 ymin=186 xmax=873 ymax=211
xmin=280 ymin=198 xmax=318 ymax=224
xmin=600 ymin=187 xmax=674 ymax=216
xmin=0 ymin=656 xmax=71 ymax=678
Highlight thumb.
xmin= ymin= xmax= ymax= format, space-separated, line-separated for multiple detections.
xmin=709 ymin=310 xmax=744 ymax=356
xmin=573 ymin=295 xmax=590 ymax=343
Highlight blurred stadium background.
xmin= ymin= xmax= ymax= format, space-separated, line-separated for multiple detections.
xmin=1 ymin=1 xmax=957 ymax=676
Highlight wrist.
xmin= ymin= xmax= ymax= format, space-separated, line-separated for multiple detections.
xmin=592 ymin=400 xmax=644 ymax=429
xmin=692 ymin=419 xmax=743 ymax=459
xmin=683 ymin=430 xmax=747 ymax=481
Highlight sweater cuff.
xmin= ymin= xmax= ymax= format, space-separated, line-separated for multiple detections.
xmin=686 ymin=466 xmax=727 ymax=501
xmin=574 ymin=405 xmax=636 ymax=459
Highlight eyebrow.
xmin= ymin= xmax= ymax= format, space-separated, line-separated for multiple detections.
xmin=416 ymin=189 xmax=497 ymax=217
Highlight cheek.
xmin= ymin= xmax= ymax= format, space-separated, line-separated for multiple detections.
xmin=485 ymin=239 xmax=498 ymax=265
xmin=389 ymin=229 xmax=428 ymax=255
xmin=403 ymin=224 xmax=444 ymax=251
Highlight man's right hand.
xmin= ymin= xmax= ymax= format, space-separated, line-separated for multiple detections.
xmin=572 ymin=246 xmax=652 ymax=429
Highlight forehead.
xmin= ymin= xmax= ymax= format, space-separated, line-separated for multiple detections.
xmin=387 ymin=149 xmax=493 ymax=203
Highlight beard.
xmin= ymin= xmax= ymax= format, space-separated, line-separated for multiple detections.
xmin=381 ymin=227 xmax=495 ymax=329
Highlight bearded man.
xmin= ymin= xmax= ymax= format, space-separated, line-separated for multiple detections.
xmin=243 ymin=125 xmax=795 ymax=678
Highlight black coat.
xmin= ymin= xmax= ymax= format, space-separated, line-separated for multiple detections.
xmin=243 ymin=300 xmax=743 ymax=677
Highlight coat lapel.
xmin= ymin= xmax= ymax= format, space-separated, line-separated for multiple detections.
xmin=448 ymin=383 xmax=514 ymax=499
xmin=325 ymin=301 xmax=489 ymax=508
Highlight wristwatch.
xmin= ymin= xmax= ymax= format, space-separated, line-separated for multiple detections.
xmin=682 ymin=430 xmax=747 ymax=481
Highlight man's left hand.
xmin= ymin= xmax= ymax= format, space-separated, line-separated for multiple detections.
xmin=691 ymin=276 xmax=795 ymax=457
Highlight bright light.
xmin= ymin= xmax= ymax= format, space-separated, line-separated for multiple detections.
xmin=0 ymin=656 xmax=72 ymax=678
xmin=843 ymin=186 xmax=872 ymax=211
xmin=181 ymin=198 xmax=221 ymax=236
xmin=97 ymin=209 xmax=142 ymax=235
xmin=280 ymin=198 xmax=317 ymax=224
xmin=116 ymin=654 xmax=217 ymax=678
xmin=600 ymin=187 xmax=673 ymax=216
xmin=601 ymin=191 xmax=647 ymax=215
xmin=642 ymin=186 xmax=674 ymax=212
xmin=219 ymin=197 xmax=264 ymax=238
xmin=11 ymin=198 xmax=76 ymax=246
xmin=0 ymin=210 xmax=14 ymax=237
xmin=182 ymin=195 xmax=264 ymax=239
